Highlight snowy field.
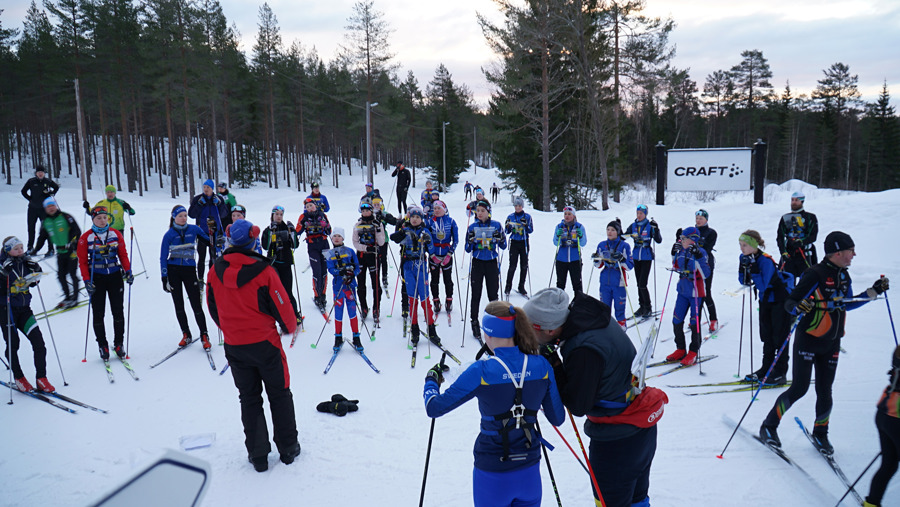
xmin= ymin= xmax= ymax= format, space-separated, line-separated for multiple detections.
xmin=0 ymin=161 xmax=897 ymax=506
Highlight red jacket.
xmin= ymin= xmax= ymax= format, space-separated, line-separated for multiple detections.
xmin=206 ymin=249 xmax=297 ymax=377
xmin=78 ymin=227 xmax=131 ymax=281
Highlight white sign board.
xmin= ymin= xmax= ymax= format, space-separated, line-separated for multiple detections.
xmin=666 ymin=148 xmax=752 ymax=191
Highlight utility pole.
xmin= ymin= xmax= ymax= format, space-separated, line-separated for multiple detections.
xmin=366 ymin=101 xmax=379 ymax=184
xmin=442 ymin=121 xmax=450 ymax=191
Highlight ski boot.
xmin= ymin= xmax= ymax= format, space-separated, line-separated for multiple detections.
xmin=99 ymin=345 xmax=110 ymax=360
xmin=432 ymin=298 xmax=441 ymax=313
xmin=360 ymin=307 xmax=369 ymax=320
xmin=812 ymin=430 xmax=834 ymax=456
xmin=410 ymin=324 xmax=420 ymax=345
xmin=352 ymin=332 xmax=364 ymax=352
xmin=114 ymin=344 xmax=126 ymax=359
xmin=200 ymin=333 xmax=212 ymax=350
xmin=709 ymin=320 xmax=719 ymax=333
xmin=517 ymin=288 xmax=529 ymax=298
xmin=666 ymin=349 xmax=686 ymax=362
xmin=504 ymin=291 xmax=511 ymax=301
xmin=373 ymin=308 xmax=380 ymax=327
xmin=178 ymin=333 xmax=193 ymax=348
xmin=54 ymin=300 xmax=67 ymax=310
xmin=64 ymin=296 xmax=79 ymax=309
xmin=14 ymin=377 xmax=34 ymax=392
xmin=428 ymin=324 xmax=441 ymax=345
xmin=471 ymin=320 xmax=482 ymax=340
xmin=445 ymin=298 xmax=452 ymax=313
xmin=617 ymin=320 xmax=627 ymax=330
xmin=760 ymin=423 xmax=781 ymax=448
xmin=35 ymin=377 xmax=55 ymax=393
xmin=680 ymin=351 xmax=697 ymax=366
xmin=333 ymin=334 xmax=344 ymax=352
xmin=382 ymin=274 xmax=389 ymax=292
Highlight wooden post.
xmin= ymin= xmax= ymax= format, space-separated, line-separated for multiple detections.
xmin=75 ymin=79 xmax=89 ymax=202
xmin=655 ymin=141 xmax=666 ymax=206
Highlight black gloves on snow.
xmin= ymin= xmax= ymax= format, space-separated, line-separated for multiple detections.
xmin=316 ymin=394 xmax=359 ymax=417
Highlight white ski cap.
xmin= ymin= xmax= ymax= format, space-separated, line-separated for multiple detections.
xmin=331 ymin=227 xmax=345 ymax=239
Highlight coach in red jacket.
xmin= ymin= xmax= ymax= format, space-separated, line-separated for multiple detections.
xmin=207 ymin=219 xmax=301 ymax=472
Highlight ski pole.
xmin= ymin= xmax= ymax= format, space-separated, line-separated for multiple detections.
xmin=6 ymin=276 xmax=14 ymax=405
xmin=548 ymin=239 xmax=562 ymax=288
xmin=535 ymin=419 xmax=563 ymax=507
xmin=542 ymin=408 xmax=589 ymax=474
xmin=127 ymin=215 xmax=149 ymax=279
xmin=882 ymin=275 xmax=897 ymax=346
xmin=127 ymin=230 xmax=134 ymax=357
xmin=35 ymin=284 xmax=67 ymax=386
xmin=749 ymin=290 xmax=755 ymax=373
xmin=833 ymin=451 xmax=880 ymax=507
xmin=353 ymin=287 xmax=376 ymax=341
xmin=308 ymin=303 xmax=337 ymax=349
xmin=652 ymin=231 xmax=658 ymax=311
xmin=291 ymin=261 xmax=305 ymax=331
xmin=735 ymin=291 xmax=746 ymax=378
xmin=717 ymin=316 xmax=800 ymax=459
xmin=526 ymin=239 xmax=533 ymax=297
xmin=650 ymin=270 xmax=675 ymax=359
xmin=695 ymin=295 xmax=705 ymax=376
xmin=460 ymin=252 xmax=473 ymax=347
xmin=419 ymin=352 xmax=447 ymax=507
xmin=82 ymin=260 xmax=95 ymax=362
xmin=586 ymin=258 xmax=596 ymax=294
xmin=568 ymin=409 xmax=605 ymax=506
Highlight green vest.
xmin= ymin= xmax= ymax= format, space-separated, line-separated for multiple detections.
xmin=42 ymin=213 xmax=74 ymax=252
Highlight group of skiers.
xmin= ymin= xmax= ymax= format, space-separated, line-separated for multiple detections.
xmin=5 ymin=167 xmax=899 ymax=507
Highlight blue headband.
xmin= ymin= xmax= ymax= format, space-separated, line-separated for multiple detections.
xmin=482 ymin=311 xmax=516 ymax=339
xmin=172 ymin=205 xmax=187 ymax=218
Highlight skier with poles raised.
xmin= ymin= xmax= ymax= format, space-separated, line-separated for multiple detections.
xmin=504 ymin=196 xmax=533 ymax=300
xmin=423 ymin=301 xmax=565 ymax=506
xmin=352 ymin=202 xmax=385 ymax=324
xmin=776 ymin=190 xmax=818 ymax=282
xmin=665 ymin=227 xmax=711 ymax=366
xmin=524 ymin=288 xmax=665 ymax=507
xmin=390 ymin=206 xmax=440 ymax=346
xmin=160 ymin=205 xmax=211 ymax=350
xmin=205 ymin=219 xmax=301 ymax=473
xmin=552 ymin=206 xmax=587 ymax=296
xmin=296 ymin=197 xmax=332 ymax=314
xmin=592 ymin=219 xmax=634 ymax=329
xmin=464 ymin=200 xmax=506 ymax=342
xmin=759 ymin=231 xmax=889 ymax=456
xmin=625 ymin=204 xmax=662 ymax=317
xmin=428 ymin=200 xmax=458 ymax=318
xmin=1 ymin=236 xmax=55 ymax=393
xmin=34 ymin=197 xmax=81 ymax=309
xmin=325 ymin=228 xmax=363 ymax=351
xmin=78 ymin=206 xmax=133 ymax=360
xmin=187 ymin=179 xmax=227 ymax=285
xmin=737 ymin=230 xmax=795 ymax=385
xmin=261 ymin=205 xmax=302 ymax=326
xmin=82 ymin=184 xmax=135 ymax=234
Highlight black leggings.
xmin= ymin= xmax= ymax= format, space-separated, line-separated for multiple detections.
xmin=397 ymin=190 xmax=409 ymax=215
xmin=634 ymin=259 xmax=652 ymax=310
xmin=57 ymin=253 xmax=80 ymax=300
xmin=357 ymin=253 xmax=382 ymax=312
xmin=273 ymin=262 xmax=299 ymax=318
xmin=167 ymin=264 xmax=207 ymax=336
xmin=703 ymin=271 xmax=717 ymax=320
xmin=26 ymin=206 xmax=46 ymax=250
xmin=867 ymin=410 xmax=900 ymax=505
xmin=429 ymin=256 xmax=454 ymax=300
xmin=758 ymin=298 xmax=791 ymax=377
xmin=197 ymin=236 xmax=211 ymax=282
xmin=90 ymin=272 xmax=126 ymax=348
xmin=1 ymin=306 xmax=47 ymax=378
xmin=555 ymin=259 xmax=583 ymax=295
xmin=764 ymin=338 xmax=839 ymax=430
xmin=505 ymin=240 xmax=528 ymax=293
xmin=469 ymin=258 xmax=499 ymax=322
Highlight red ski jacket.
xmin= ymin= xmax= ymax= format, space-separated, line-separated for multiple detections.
xmin=206 ymin=248 xmax=297 ymax=355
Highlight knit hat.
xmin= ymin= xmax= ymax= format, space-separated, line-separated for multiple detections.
xmin=523 ymin=288 xmax=570 ymax=331
xmin=681 ymin=226 xmax=700 ymax=241
xmin=475 ymin=187 xmax=484 ymax=196
xmin=513 ymin=196 xmax=525 ymax=207
xmin=311 ymin=182 xmax=320 ymax=188
xmin=203 ymin=179 xmax=215 ymax=190
xmin=34 ymin=166 xmax=46 ymax=175
xmin=217 ymin=181 xmax=228 ymax=189
xmin=331 ymin=227 xmax=345 ymax=240
xmin=365 ymin=182 xmax=374 ymax=188
xmin=42 ymin=196 xmax=58 ymax=209
xmin=105 ymin=184 xmax=116 ymax=193
xmin=607 ymin=219 xmax=623 ymax=237
xmin=91 ymin=206 xmax=110 ymax=218
xmin=3 ymin=236 xmax=23 ymax=253
xmin=230 ymin=219 xmax=259 ymax=249
xmin=475 ymin=200 xmax=491 ymax=213
xmin=791 ymin=191 xmax=805 ymax=201
xmin=563 ymin=206 xmax=576 ymax=217
xmin=824 ymin=231 xmax=854 ymax=254
xmin=408 ymin=205 xmax=424 ymax=218
xmin=433 ymin=200 xmax=446 ymax=211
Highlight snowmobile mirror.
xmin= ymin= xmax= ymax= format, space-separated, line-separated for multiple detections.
xmin=90 ymin=450 xmax=210 ymax=507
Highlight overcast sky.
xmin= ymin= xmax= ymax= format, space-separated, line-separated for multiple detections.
xmin=3 ymin=0 xmax=898 ymax=109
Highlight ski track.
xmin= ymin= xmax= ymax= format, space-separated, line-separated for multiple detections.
xmin=0 ymin=164 xmax=897 ymax=505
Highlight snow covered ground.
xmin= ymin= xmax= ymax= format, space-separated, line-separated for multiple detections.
xmin=0 ymin=162 xmax=897 ymax=506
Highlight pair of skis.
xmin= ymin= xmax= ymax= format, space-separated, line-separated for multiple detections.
xmin=323 ymin=343 xmax=380 ymax=374
xmin=411 ymin=339 xmax=461 ymax=368
xmin=104 ymin=354 xmax=140 ymax=383
xmin=1 ymin=380 xmax=109 ymax=414
xmin=149 ymin=340 xmax=216 ymax=371
xmin=660 ymin=321 xmax=729 ymax=343
xmin=644 ymin=355 xmax=718 ymax=379
xmin=668 ymin=378 xmax=793 ymax=396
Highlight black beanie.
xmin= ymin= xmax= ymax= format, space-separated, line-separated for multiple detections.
xmin=607 ymin=219 xmax=622 ymax=237
xmin=823 ymin=231 xmax=854 ymax=254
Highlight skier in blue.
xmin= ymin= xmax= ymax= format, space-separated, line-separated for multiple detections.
xmin=625 ymin=204 xmax=662 ymax=317
xmin=390 ymin=205 xmax=440 ymax=345
xmin=665 ymin=227 xmax=711 ymax=367
xmin=424 ymin=300 xmax=565 ymax=507
xmin=552 ymin=206 xmax=587 ymax=295
xmin=325 ymin=228 xmax=362 ymax=351
xmin=464 ymin=200 xmax=507 ymax=341
xmin=160 ymin=205 xmax=211 ymax=349
xmin=592 ymin=220 xmax=634 ymax=328
xmin=306 ymin=182 xmax=330 ymax=213
xmin=428 ymin=200 xmax=458 ymax=315
xmin=504 ymin=196 xmax=533 ymax=299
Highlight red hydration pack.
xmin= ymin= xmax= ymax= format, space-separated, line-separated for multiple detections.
xmin=587 ymin=387 xmax=668 ymax=428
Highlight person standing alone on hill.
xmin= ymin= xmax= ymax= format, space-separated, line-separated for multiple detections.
xmin=21 ymin=166 xmax=59 ymax=255
xmin=391 ymin=161 xmax=411 ymax=215
xmin=206 ymin=219 xmax=301 ymax=473
xmin=776 ymin=191 xmax=818 ymax=282
xmin=491 ymin=182 xmax=500 ymax=203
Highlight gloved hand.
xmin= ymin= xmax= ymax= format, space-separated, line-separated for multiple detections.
xmin=504 ymin=222 xmax=512 ymax=234
xmin=198 ymin=195 xmax=208 ymax=205
xmin=162 ymin=277 xmax=173 ymax=293
xmin=215 ymin=235 xmax=226 ymax=250
xmin=576 ymin=227 xmax=584 ymax=239
xmin=441 ymin=254 xmax=452 ymax=267
xmin=426 ymin=363 xmax=450 ymax=385
xmin=124 ymin=270 xmax=134 ymax=285
xmin=466 ymin=230 xmax=475 ymax=245
xmin=555 ymin=227 xmax=565 ymax=239
xmin=25 ymin=248 xmax=36 ymax=257
xmin=366 ymin=245 xmax=377 ymax=253
xmin=493 ymin=228 xmax=502 ymax=239
xmin=873 ymin=277 xmax=890 ymax=295
xmin=539 ymin=344 xmax=562 ymax=369
xmin=675 ymin=228 xmax=683 ymax=242
xmin=689 ymin=244 xmax=703 ymax=259
xmin=82 ymin=200 xmax=91 ymax=211
xmin=670 ymin=243 xmax=680 ymax=257
xmin=787 ymin=239 xmax=802 ymax=252
xmin=0 ymin=258 xmax=13 ymax=278
xmin=611 ymin=251 xmax=625 ymax=262
xmin=650 ymin=219 xmax=658 ymax=229
xmin=85 ymin=280 xmax=96 ymax=295
xmin=591 ymin=252 xmax=601 ymax=268
xmin=206 ymin=218 xmax=217 ymax=232
xmin=794 ymin=299 xmax=815 ymax=315
xmin=65 ymin=240 xmax=77 ymax=252
xmin=430 ymin=254 xmax=441 ymax=265
xmin=123 ymin=202 xmax=135 ymax=215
